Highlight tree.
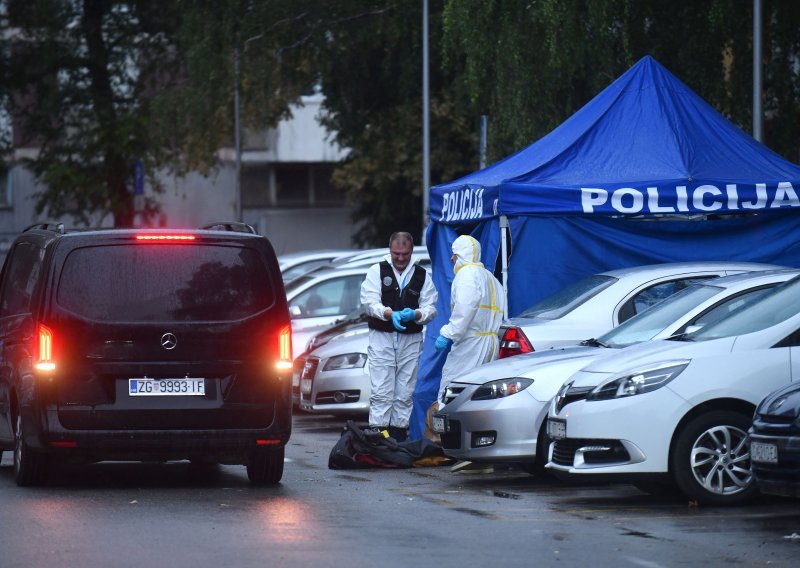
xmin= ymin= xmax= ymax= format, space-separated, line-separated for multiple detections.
xmin=442 ymin=0 xmax=800 ymax=164
xmin=1 ymin=0 xmax=182 ymax=227
xmin=0 ymin=0 xmax=319 ymax=227
xmin=313 ymin=0 xmax=478 ymax=246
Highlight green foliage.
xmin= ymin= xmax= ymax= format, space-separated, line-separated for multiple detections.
xmin=442 ymin=0 xmax=800 ymax=164
xmin=315 ymin=0 xmax=478 ymax=245
xmin=1 ymin=0 xmax=181 ymax=226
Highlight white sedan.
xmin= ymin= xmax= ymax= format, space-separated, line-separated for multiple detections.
xmin=433 ymin=269 xmax=797 ymax=473
xmin=546 ymin=272 xmax=800 ymax=505
xmin=498 ymin=261 xmax=779 ymax=357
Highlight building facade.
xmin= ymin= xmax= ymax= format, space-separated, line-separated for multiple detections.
xmin=0 ymin=93 xmax=357 ymax=262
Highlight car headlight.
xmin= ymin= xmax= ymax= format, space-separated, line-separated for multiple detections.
xmin=471 ymin=378 xmax=533 ymax=401
xmin=587 ymin=360 xmax=690 ymax=401
xmin=322 ymin=353 xmax=367 ymax=371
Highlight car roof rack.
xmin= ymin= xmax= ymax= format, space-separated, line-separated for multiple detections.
xmin=24 ymin=222 xmax=66 ymax=234
xmin=201 ymin=222 xmax=258 ymax=234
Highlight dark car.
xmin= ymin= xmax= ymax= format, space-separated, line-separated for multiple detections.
xmin=749 ymin=382 xmax=800 ymax=498
xmin=0 ymin=223 xmax=293 ymax=486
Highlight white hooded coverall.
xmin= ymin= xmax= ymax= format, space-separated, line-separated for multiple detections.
xmin=361 ymin=254 xmax=438 ymax=428
xmin=438 ymin=235 xmax=507 ymax=405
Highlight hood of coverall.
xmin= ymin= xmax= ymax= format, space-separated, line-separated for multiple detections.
xmin=452 ymin=235 xmax=484 ymax=274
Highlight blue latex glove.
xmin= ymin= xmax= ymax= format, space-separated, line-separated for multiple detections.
xmin=399 ymin=307 xmax=417 ymax=323
xmin=434 ymin=335 xmax=453 ymax=352
xmin=391 ymin=311 xmax=406 ymax=331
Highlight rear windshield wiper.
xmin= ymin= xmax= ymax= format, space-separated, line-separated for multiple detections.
xmin=580 ymin=337 xmax=609 ymax=348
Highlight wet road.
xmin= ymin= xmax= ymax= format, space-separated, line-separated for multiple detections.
xmin=0 ymin=412 xmax=798 ymax=567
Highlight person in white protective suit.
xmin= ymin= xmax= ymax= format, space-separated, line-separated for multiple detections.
xmin=361 ymin=232 xmax=438 ymax=441
xmin=435 ymin=235 xmax=507 ymax=407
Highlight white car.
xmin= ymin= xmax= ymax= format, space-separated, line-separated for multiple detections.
xmin=433 ymin=269 xmax=797 ymax=472
xmin=278 ymin=249 xmax=358 ymax=283
xmin=285 ymin=253 xmax=430 ymax=359
xmin=498 ymin=261 xmax=779 ymax=357
xmin=285 ymin=265 xmax=369 ymax=358
xmin=546 ymin=272 xmax=800 ymax=505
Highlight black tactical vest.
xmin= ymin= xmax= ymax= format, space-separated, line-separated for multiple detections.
xmin=367 ymin=261 xmax=426 ymax=334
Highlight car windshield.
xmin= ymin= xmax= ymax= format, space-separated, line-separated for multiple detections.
xmin=689 ymin=275 xmax=800 ymax=340
xmin=518 ymin=275 xmax=617 ymax=320
xmin=599 ymin=283 xmax=721 ymax=348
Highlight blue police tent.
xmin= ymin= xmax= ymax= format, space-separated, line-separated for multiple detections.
xmin=409 ymin=55 xmax=800 ymax=440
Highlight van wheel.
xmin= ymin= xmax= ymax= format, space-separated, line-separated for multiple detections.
xmin=14 ymin=414 xmax=49 ymax=487
xmin=247 ymin=446 xmax=284 ymax=485
xmin=670 ymin=410 xmax=756 ymax=505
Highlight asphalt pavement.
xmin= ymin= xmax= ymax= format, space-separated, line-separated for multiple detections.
xmin=0 ymin=412 xmax=798 ymax=567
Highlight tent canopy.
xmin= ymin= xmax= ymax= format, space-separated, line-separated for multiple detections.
xmin=431 ymin=55 xmax=800 ymax=223
xmin=410 ymin=56 xmax=800 ymax=441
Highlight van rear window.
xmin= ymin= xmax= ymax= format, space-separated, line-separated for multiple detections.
xmin=57 ymin=244 xmax=274 ymax=321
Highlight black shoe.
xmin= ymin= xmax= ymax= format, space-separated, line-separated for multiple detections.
xmin=388 ymin=426 xmax=408 ymax=442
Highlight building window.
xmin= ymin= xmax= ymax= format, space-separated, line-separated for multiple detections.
xmin=241 ymin=164 xmax=271 ymax=207
xmin=241 ymin=162 xmax=345 ymax=208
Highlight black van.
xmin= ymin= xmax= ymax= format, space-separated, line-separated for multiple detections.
xmin=0 ymin=223 xmax=292 ymax=486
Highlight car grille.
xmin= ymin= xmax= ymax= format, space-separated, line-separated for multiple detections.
xmin=315 ymin=390 xmax=361 ymax=404
xmin=752 ymin=414 xmax=800 ymax=435
xmin=551 ymin=438 xmax=628 ymax=466
xmin=298 ymin=357 xmax=320 ymax=402
xmin=302 ymin=357 xmax=320 ymax=380
xmin=292 ymin=356 xmax=306 ymax=396
xmin=440 ymin=419 xmax=462 ymax=450
xmin=555 ymin=386 xmax=594 ymax=413
xmin=443 ymin=383 xmax=468 ymax=406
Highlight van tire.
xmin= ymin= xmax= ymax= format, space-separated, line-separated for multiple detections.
xmin=247 ymin=446 xmax=284 ymax=485
xmin=14 ymin=414 xmax=49 ymax=487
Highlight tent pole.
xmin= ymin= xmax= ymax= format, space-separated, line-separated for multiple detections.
xmin=499 ymin=215 xmax=509 ymax=318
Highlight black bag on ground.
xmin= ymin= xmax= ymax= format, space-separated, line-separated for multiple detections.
xmin=328 ymin=421 xmax=445 ymax=470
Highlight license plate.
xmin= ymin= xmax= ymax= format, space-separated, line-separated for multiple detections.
xmin=301 ymin=378 xmax=312 ymax=394
xmin=750 ymin=441 xmax=778 ymax=464
xmin=547 ymin=419 xmax=566 ymax=440
xmin=432 ymin=414 xmax=447 ymax=433
xmin=129 ymin=378 xmax=205 ymax=396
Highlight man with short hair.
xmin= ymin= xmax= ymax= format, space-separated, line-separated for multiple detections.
xmin=361 ymin=232 xmax=437 ymax=441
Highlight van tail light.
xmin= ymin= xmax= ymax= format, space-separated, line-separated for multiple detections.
xmin=276 ymin=325 xmax=293 ymax=371
xmin=36 ymin=323 xmax=56 ymax=372
xmin=135 ymin=235 xmax=196 ymax=241
xmin=498 ymin=326 xmax=534 ymax=359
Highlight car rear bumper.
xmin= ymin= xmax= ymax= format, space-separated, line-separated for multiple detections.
xmin=19 ymin=401 xmax=291 ymax=465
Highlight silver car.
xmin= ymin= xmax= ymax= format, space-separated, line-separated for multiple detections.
xmin=498 ymin=261 xmax=780 ymax=357
xmin=434 ymin=268 xmax=796 ymax=472
xmin=278 ymin=249 xmax=357 ymax=283
xmin=294 ymin=326 xmax=371 ymax=415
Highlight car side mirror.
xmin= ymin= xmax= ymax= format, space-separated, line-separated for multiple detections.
xmin=289 ymin=305 xmax=302 ymax=317
xmin=684 ymin=324 xmax=703 ymax=335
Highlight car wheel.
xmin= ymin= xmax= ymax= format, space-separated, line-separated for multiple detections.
xmin=14 ymin=414 xmax=49 ymax=487
xmin=246 ymin=446 xmax=284 ymax=485
xmin=521 ymin=423 xmax=550 ymax=477
xmin=670 ymin=410 xmax=756 ymax=505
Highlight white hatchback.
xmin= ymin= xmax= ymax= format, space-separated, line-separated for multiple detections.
xmin=546 ymin=273 xmax=800 ymax=505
